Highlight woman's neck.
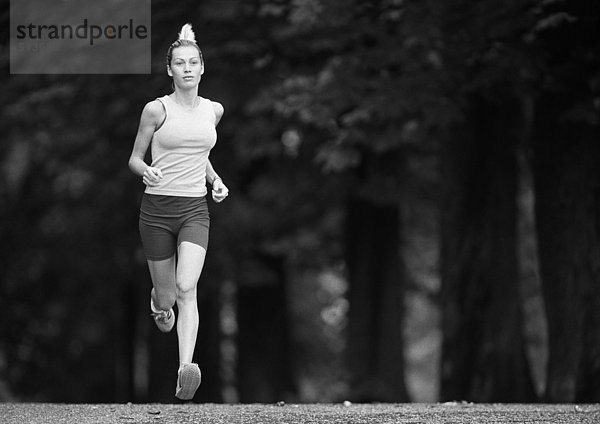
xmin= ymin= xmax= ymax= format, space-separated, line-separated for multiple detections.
xmin=172 ymin=88 xmax=199 ymax=108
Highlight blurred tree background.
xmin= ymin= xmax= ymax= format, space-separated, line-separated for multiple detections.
xmin=1 ymin=0 xmax=599 ymax=404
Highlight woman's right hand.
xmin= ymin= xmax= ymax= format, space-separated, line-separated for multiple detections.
xmin=143 ymin=167 xmax=163 ymax=187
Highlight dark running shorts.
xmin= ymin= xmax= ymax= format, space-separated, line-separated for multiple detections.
xmin=139 ymin=193 xmax=210 ymax=261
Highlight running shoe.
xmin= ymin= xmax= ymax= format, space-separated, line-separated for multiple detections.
xmin=175 ymin=363 xmax=202 ymax=400
xmin=150 ymin=298 xmax=175 ymax=333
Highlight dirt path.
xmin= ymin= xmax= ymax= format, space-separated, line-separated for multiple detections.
xmin=2 ymin=402 xmax=599 ymax=424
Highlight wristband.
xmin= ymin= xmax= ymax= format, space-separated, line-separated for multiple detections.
xmin=212 ymin=177 xmax=222 ymax=185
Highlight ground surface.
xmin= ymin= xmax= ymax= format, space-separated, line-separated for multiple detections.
xmin=2 ymin=402 xmax=600 ymax=424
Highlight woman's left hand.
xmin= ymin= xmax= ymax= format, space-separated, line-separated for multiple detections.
xmin=212 ymin=179 xmax=229 ymax=203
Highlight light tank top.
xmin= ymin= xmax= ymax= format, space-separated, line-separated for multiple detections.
xmin=145 ymin=95 xmax=217 ymax=197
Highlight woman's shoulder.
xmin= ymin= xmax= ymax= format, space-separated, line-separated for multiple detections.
xmin=142 ymin=98 xmax=167 ymax=117
xmin=201 ymin=96 xmax=223 ymax=110
xmin=139 ymin=98 xmax=167 ymax=128
xmin=206 ymin=99 xmax=224 ymax=121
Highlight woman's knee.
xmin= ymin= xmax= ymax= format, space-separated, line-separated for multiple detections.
xmin=176 ymin=278 xmax=198 ymax=302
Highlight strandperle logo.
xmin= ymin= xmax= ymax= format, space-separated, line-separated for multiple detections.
xmin=10 ymin=0 xmax=151 ymax=74
xmin=15 ymin=19 xmax=148 ymax=46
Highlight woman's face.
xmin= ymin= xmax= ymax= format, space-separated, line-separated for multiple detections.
xmin=168 ymin=45 xmax=204 ymax=88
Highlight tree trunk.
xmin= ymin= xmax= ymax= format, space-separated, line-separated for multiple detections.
xmin=237 ymin=252 xmax=296 ymax=402
xmin=440 ymin=96 xmax=537 ymax=402
xmin=528 ymin=0 xmax=600 ymax=402
xmin=533 ymin=97 xmax=600 ymax=402
xmin=345 ymin=197 xmax=409 ymax=402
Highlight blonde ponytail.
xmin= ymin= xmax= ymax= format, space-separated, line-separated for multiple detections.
xmin=166 ymin=23 xmax=203 ymax=66
xmin=178 ymin=23 xmax=196 ymax=42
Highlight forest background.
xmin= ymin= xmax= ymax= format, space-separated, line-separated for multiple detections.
xmin=1 ymin=0 xmax=599 ymax=404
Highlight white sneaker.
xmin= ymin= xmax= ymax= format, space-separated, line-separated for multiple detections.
xmin=150 ymin=297 xmax=175 ymax=333
xmin=175 ymin=363 xmax=201 ymax=400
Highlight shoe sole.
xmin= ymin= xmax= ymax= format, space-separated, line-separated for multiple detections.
xmin=156 ymin=316 xmax=174 ymax=332
xmin=176 ymin=366 xmax=201 ymax=400
xmin=151 ymin=290 xmax=175 ymax=333
xmin=152 ymin=309 xmax=175 ymax=332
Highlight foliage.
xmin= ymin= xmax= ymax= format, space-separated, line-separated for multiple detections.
xmin=1 ymin=0 xmax=599 ymax=402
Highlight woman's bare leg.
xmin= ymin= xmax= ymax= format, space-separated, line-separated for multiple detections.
xmin=147 ymin=256 xmax=177 ymax=311
xmin=175 ymin=241 xmax=206 ymax=364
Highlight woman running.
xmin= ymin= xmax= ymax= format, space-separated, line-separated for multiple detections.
xmin=128 ymin=23 xmax=229 ymax=401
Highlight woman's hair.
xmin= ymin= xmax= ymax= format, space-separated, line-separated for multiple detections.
xmin=166 ymin=23 xmax=203 ymax=67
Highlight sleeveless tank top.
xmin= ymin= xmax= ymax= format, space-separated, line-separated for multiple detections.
xmin=145 ymin=95 xmax=217 ymax=197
